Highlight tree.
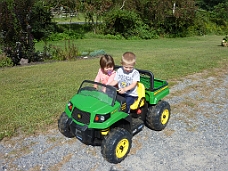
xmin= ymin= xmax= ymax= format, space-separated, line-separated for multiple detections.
xmin=0 ymin=0 xmax=57 ymax=65
xmin=211 ymin=2 xmax=228 ymax=26
xmin=30 ymin=0 xmax=56 ymax=40
xmin=0 ymin=0 xmax=35 ymax=64
xmin=196 ymin=0 xmax=228 ymax=11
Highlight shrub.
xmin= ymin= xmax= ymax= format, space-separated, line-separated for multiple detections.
xmin=50 ymin=40 xmax=78 ymax=60
xmin=47 ymin=30 xmax=84 ymax=41
xmin=0 ymin=53 xmax=13 ymax=67
xmin=102 ymin=8 xmax=156 ymax=39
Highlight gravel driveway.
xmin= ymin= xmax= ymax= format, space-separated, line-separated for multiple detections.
xmin=1 ymin=66 xmax=227 ymax=171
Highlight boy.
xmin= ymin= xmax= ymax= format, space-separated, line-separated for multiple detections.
xmin=109 ymin=52 xmax=140 ymax=113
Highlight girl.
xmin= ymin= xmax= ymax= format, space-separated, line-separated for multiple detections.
xmin=94 ymin=54 xmax=116 ymax=85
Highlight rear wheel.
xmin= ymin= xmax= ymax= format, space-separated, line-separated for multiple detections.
xmin=146 ymin=100 xmax=171 ymax=131
xmin=101 ymin=128 xmax=132 ymax=164
xmin=140 ymin=102 xmax=148 ymax=121
xmin=58 ymin=112 xmax=74 ymax=138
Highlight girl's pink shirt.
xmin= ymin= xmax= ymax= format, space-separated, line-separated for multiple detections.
xmin=94 ymin=68 xmax=116 ymax=85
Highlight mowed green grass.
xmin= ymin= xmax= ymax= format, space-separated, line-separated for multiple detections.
xmin=1 ymin=35 xmax=228 ymax=139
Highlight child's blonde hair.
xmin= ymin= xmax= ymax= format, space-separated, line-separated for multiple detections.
xmin=121 ymin=52 xmax=136 ymax=65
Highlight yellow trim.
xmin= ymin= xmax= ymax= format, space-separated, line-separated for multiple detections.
xmin=154 ymin=86 xmax=168 ymax=96
xmin=101 ymin=128 xmax=110 ymax=136
xmin=111 ymin=109 xmax=118 ymax=114
xmin=130 ymin=83 xmax=145 ymax=110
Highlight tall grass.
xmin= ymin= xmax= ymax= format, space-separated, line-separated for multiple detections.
xmin=1 ymin=35 xmax=228 ymax=140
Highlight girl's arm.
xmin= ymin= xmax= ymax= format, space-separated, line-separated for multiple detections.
xmin=106 ymin=72 xmax=116 ymax=85
xmin=108 ymin=80 xmax=118 ymax=86
xmin=94 ymin=69 xmax=102 ymax=83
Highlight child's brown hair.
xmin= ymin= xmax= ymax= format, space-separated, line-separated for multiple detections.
xmin=100 ymin=54 xmax=115 ymax=69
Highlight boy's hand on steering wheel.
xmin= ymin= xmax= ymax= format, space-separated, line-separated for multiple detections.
xmin=118 ymin=88 xmax=126 ymax=94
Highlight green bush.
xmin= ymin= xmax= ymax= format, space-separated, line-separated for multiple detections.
xmin=47 ymin=30 xmax=83 ymax=41
xmin=50 ymin=40 xmax=78 ymax=60
xmin=102 ymin=8 xmax=156 ymax=39
xmin=0 ymin=53 xmax=13 ymax=67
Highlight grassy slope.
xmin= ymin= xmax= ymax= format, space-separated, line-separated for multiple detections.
xmin=1 ymin=35 xmax=227 ymax=139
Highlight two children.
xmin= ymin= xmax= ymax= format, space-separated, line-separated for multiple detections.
xmin=95 ymin=52 xmax=140 ymax=113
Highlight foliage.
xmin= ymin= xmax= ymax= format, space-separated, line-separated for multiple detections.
xmin=47 ymin=30 xmax=83 ymax=41
xmin=222 ymin=35 xmax=228 ymax=42
xmin=0 ymin=53 xmax=13 ymax=67
xmin=81 ymin=0 xmax=113 ymax=23
xmin=0 ymin=0 xmax=56 ymax=65
xmin=30 ymin=0 xmax=57 ymax=41
xmin=1 ymin=0 xmax=228 ymax=67
xmin=32 ymin=0 xmax=228 ymax=38
xmin=187 ymin=9 xmax=213 ymax=36
xmin=196 ymin=0 xmax=227 ymax=11
xmin=102 ymin=8 xmax=157 ymax=39
xmin=46 ymin=39 xmax=78 ymax=60
xmin=45 ymin=0 xmax=79 ymax=16
xmin=210 ymin=2 xmax=228 ymax=26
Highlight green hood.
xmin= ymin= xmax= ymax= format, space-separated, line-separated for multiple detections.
xmin=71 ymin=94 xmax=113 ymax=114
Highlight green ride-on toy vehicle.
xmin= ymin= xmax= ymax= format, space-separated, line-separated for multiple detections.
xmin=58 ymin=66 xmax=171 ymax=164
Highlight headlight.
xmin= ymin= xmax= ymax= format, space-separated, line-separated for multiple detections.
xmin=67 ymin=102 xmax=73 ymax=111
xmin=94 ymin=113 xmax=110 ymax=123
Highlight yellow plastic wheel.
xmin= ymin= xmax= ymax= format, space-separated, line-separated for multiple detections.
xmin=146 ymin=101 xmax=171 ymax=131
xmin=161 ymin=109 xmax=170 ymax=125
xmin=101 ymin=128 xmax=132 ymax=163
xmin=116 ymin=138 xmax=130 ymax=158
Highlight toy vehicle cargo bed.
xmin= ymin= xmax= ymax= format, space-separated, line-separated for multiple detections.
xmin=114 ymin=65 xmax=168 ymax=91
xmin=137 ymin=68 xmax=168 ymax=91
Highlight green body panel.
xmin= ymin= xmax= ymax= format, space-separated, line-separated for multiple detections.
xmin=65 ymin=93 xmax=129 ymax=129
xmin=145 ymin=87 xmax=169 ymax=104
xmin=140 ymin=76 xmax=169 ymax=105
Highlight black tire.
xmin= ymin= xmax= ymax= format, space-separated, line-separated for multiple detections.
xmin=101 ymin=128 xmax=132 ymax=164
xmin=140 ymin=102 xmax=148 ymax=121
xmin=58 ymin=112 xmax=74 ymax=138
xmin=146 ymin=100 xmax=171 ymax=131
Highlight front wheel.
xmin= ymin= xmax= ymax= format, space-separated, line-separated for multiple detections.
xmin=146 ymin=100 xmax=171 ymax=131
xmin=101 ymin=128 xmax=132 ymax=164
xmin=58 ymin=112 xmax=74 ymax=138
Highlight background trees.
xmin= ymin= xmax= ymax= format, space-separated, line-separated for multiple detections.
xmin=0 ymin=0 xmax=227 ymax=65
xmin=196 ymin=0 xmax=228 ymax=11
xmin=0 ymin=0 xmax=55 ymax=65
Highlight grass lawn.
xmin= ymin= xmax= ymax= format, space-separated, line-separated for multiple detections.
xmin=1 ymin=35 xmax=228 ymax=140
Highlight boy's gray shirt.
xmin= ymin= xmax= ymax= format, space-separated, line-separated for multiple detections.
xmin=114 ymin=67 xmax=140 ymax=97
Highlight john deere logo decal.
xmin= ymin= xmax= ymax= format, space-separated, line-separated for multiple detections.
xmin=77 ymin=114 xmax=82 ymax=119
xmin=121 ymin=103 xmax=126 ymax=110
